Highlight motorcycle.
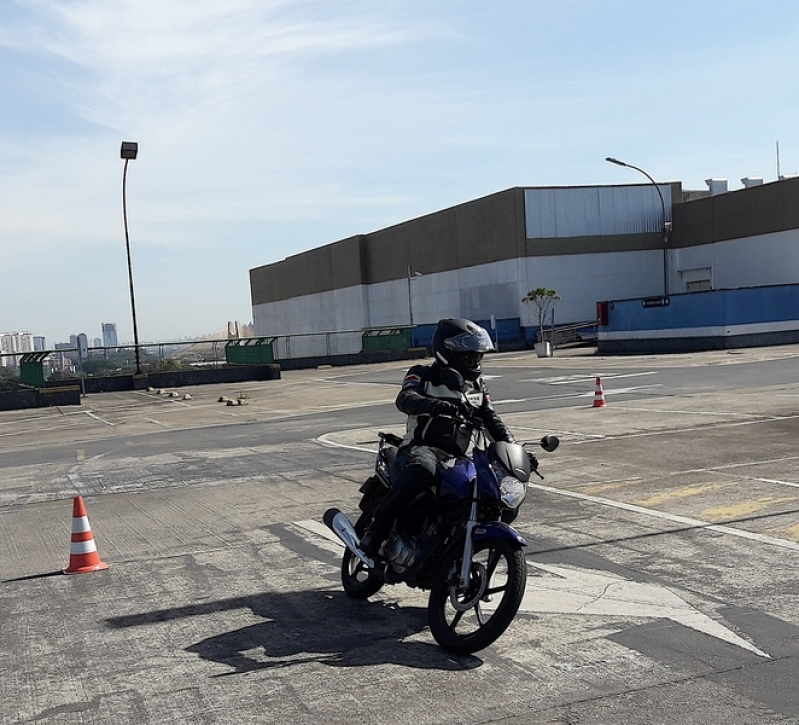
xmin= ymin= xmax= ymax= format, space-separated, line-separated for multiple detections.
xmin=323 ymin=372 xmax=559 ymax=655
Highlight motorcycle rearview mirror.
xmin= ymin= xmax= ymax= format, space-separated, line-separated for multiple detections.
xmin=540 ymin=435 xmax=560 ymax=452
xmin=439 ymin=367 xmax=465 ymax=392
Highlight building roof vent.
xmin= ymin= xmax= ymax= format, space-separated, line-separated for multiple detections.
xmin=741 ymin=177 xmax=763 ymax=188
xmin=705 ymin=178 xmax=728 ymax=195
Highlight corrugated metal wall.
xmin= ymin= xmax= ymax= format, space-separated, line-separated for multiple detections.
xmin=524 ymin=185 xmax=673 ymax=239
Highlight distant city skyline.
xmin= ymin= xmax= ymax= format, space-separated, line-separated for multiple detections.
xmin=0 ymin=319 xmax=238 ymax=353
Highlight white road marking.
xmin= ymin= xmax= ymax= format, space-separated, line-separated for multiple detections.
xmin=577 ymin=385 xmax=662 ymax=397
xmin=530 ymin=372 xmax=658 ymax=385
xmin=529 ymin=482 xmax=799 ymax=553
xmin=493 ymin=384 xmax=662 ymax=405
xmin=316 ymin=430 xmax=799 ymax=547
xmin=522 ymin=563 xmax=769 ymax=658
xmin=144 ymin=418 xmax=172 ymax=428
xmin=717 ymin=474 xmax=799 ymax=489
xmin=567 ymin=411 xmax=799 ymax=444
xmin=296 ymin=518 xmax=342 ymax=544
xmin=316 ymin=433 xmax=375 ymax=453
xmin=84 ymin=410 xmax=117 ymax=426
xmin=293 ymin=519 xmax=345 ymax=556
xmin=292 ymin=519 xmax=769 ymax=657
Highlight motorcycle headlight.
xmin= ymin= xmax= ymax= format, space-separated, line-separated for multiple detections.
xmin=499 ymin=476 xmax=527 ymax=509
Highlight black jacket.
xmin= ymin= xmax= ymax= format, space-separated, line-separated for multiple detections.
xmin=396 ymin=362 xmax=515 ymax=455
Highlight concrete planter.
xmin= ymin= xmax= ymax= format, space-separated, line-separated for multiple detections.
xmin=534 ymin=341 xmax=552 ymax=358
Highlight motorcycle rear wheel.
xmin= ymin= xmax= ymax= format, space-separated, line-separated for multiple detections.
xmin=341 ymin=514 xmax=384 ymax=600
xmin=427 ymin=537 xmax=526 ymax=655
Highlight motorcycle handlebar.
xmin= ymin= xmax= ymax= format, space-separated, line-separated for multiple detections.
xmin=436 ymin=414 xmax=560 ymax=453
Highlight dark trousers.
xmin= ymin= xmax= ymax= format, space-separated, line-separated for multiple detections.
xmin=367 ymin=444 xmax=440 ymax=542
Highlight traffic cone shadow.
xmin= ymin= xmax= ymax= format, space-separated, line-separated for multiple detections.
xmin=63 ymin=496 xmax=109 ymax=574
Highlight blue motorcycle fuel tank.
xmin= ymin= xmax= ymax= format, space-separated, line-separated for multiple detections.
xmin=473 ymin=448 xmax=502 ymax=499
xmin=437 ymin=457 xmax=476 ymax=502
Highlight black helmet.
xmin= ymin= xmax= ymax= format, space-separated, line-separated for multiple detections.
xmin=432 ymin=318 xmax=495 ymax=381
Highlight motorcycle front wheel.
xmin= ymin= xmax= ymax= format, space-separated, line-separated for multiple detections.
xmin=341 ymin=513 xmax=384 ymax=600
xmin=427 ymin=537 xmax=526 ymax=655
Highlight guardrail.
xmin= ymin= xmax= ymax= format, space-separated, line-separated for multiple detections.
xmin=1 ymin=321 xmax=598 ymax=387
xmin=541 ymin=321 xmax=597 ymax=347
xmin=0 ymin=329 xmax=415 ymax=382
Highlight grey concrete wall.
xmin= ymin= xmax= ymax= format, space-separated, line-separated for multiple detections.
xmin=250 ymin=189 xmax=525 ymax=307
xmin=672 ymin=176 xmax=799 ymax=248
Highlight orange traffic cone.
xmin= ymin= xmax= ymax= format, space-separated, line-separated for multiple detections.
xmin=592 ymin=376 xmax=607 ymax=408
xmin=63 ymin=496 xmax=109 ymax=574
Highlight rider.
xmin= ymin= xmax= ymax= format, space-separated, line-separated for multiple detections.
xmin=360 ymin=317 xmax=518 ymax=560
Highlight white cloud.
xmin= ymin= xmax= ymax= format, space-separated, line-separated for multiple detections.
xmin=3 ymin=1 xmax=799 ymax=342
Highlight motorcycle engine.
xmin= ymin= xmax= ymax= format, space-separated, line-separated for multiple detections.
xmin=386 ymin=535 xmax=418 ymax=572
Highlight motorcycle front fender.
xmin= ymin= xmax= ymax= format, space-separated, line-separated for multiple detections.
xmin=471 ymin=521 xmax=527 ymax=547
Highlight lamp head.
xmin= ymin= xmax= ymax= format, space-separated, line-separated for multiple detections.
xmin=120 ymin=142 xmax=138 ymax=160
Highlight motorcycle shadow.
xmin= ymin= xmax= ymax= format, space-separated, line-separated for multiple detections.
xmin=106 ymin=588 xmax=483 ymax=674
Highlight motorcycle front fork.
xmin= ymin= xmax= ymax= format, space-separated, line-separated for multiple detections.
xmin=458 ymin=488 xmax=480 ymax=588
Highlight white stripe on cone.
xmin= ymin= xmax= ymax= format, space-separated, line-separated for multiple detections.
xmin=71 ymin=515 xmax=91 ymax=533
xmin=70 ymin=540 xmax=98 ymax=555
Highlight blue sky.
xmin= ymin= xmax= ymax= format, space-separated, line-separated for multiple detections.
xmin=2 ymin=0 xmax=799 ymax=345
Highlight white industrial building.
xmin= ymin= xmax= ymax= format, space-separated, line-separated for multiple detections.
xmin=249 ymin=177 xmax=799 ymax=354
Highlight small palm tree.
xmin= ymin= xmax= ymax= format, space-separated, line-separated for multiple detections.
xmin=521 ymin=287 xmax=561 ymax=343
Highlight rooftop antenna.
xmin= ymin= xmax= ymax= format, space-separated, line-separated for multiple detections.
xmin=777 ymin=140 xmax=781 ymax=180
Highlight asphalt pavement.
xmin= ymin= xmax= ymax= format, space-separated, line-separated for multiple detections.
xmin=2 ymin=344 xmax=799 ymax=724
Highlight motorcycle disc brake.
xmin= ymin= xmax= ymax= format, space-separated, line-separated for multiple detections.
xmin=449 ymin=561 xmax=488 ymax=611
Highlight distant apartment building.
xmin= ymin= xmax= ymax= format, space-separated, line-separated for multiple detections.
xmin=53 ymin=343 xmax=76 ymax=373
xmin=76 ymin=333 xmax=88 ymax=360
xmin=0 ymin=332 xmax=34 ymax=369
xmin=33 ymin=336 xmax=46 ymax=351
xmin=102 ymin=322 xmax=118 ymax=348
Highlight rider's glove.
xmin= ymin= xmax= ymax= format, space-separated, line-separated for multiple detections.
xmin=456 ymin=400 xmax=474 ymax=420
xmin=433 ymin=401 xmax=461 ymax=418
xmin=434 ymin=401 xmax=472 ymax=420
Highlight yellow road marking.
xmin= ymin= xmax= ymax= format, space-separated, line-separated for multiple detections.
xmin=782 ymin=523 xmax=799 ymax=541
xmin=581 ymin=480 xmax=640 ymax=494
xmin=633 ymin=483 xmax=726 ymax=508
xmin=701 ymin=495 xmax=799 ymax=521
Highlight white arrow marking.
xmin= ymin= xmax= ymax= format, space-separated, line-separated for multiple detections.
xmin=523 ymin=562 xmax=769 ymax=658
xmin=530 ymin=372 xmax=658 ymax=385
xmin=578 ymin=385 xmax=662 ymax=397
xmin=293 ymin=520 xmax=768 ymax=658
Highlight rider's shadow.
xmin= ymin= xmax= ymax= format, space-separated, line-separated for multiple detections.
xmin=106 ymin=589 xmax=482 ymax=674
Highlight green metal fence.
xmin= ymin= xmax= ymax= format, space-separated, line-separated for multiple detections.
xmin=19 ymin=352 xmax=49 ymax=387
xmin=361 ymin=328 xmax=412 ymax=352
xmin=225 ymin=337 xmax=276 ymax=365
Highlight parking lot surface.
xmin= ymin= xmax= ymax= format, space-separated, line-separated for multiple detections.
xmin=2 ymin=345 xmax=799 ymax=724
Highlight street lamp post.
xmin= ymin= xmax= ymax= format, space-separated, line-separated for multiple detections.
xmin=606 ymin=156 xmax=672 ymax=297
xmin=120 ymin=141 xmax=142 ymax=375
xmin=407 ymin=264 xmax=423 ymax=326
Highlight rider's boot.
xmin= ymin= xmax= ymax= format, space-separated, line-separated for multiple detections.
xmin=359 ymin=507 xmax=393 ymax=562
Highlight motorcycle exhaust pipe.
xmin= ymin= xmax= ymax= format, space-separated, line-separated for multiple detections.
xmin=323 ymin=508 xmax=375 ymax=568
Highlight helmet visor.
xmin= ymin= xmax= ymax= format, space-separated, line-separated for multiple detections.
xmin=442 ymin=325 xmax=495 ymax=353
